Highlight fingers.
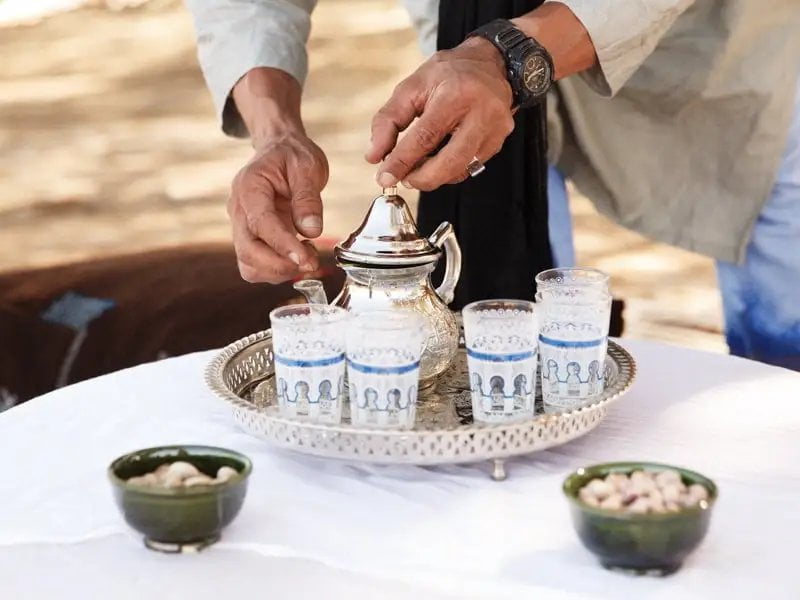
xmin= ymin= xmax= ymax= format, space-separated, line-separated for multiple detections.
xmin=376 ymin=92 xmax=458 ymax=188
xmin=287 ymin=175 xmax=324 ymax=239
xmin=238 ymin=193 xmax=311 ymax=267
xmin=366 ymin=78 xmax=422 ymax=166
xmin=232 ymin=171 xmax=316 ymax=278
xmin=247 ymin=205 xmax=317 ymax=272
xmin=231 ymin=210 xmax=299 ymax=284
xmin=476 ymin=112 xmax=515 ymax=161
xmin=227 ymin=132 xmax=331 ymax=285
xmin=300 ymin=239 xmax=320 ymax=270
xmin=289 ymin=138 xmax=329 ymax=238
xmin=404 ymin=113 xmax=514 ymax=190
xmin=404 ymin=121 xmax=481 ymax=191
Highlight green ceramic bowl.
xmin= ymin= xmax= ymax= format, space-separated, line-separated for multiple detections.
xmin=108 ymin=445 xmax=252 ymax=552
xmin=563 ymin=462 xmax=717 ymax=575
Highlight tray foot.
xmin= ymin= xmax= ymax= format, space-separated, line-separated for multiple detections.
xmin=491 ymin=459 xmax=507 ymax=481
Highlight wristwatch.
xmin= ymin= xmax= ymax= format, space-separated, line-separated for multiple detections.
xmin=467 ymin=18 xmax=554 ymax=109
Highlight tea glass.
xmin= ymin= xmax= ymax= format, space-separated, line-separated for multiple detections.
xmin=346 ymin=311 xmax=427 ymax=429
xmin=463 ymin=300 xmax=538 ymax=424
xmin=270 ymin=304 xmax=349 ymax=424
xmin=535 ymin=268 xmax=611 ymax=411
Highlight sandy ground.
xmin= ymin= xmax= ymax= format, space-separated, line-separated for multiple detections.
xmin=0 ymin=0 xmax=726 ymax=352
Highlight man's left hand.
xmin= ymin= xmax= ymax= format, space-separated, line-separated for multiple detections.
xmin=365 ymin=38 xmax=515 ymax=191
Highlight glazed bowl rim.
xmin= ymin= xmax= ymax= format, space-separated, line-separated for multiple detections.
xmin=108 ymin=444 xmax=253 ymax=497
xmin=563 ymin=461 xmax=718 ymax=520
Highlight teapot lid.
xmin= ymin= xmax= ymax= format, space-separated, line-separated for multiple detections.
xmin=335 ymin=187 xmax=441 ymax=266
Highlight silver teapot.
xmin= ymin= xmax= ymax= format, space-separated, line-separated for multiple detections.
xmin=293 ymin=187 xmax=462 ymax=385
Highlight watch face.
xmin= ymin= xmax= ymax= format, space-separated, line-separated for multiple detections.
xmin=522 ymin=54 xmax=551 ymax=95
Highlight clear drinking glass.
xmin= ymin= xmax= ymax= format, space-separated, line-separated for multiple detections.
xmin=346 ymin=311 xmax=427 ymax=429
xmin=535 ymin=268 xmax=611 ymax=411
xmin=270 ymin=304 xmax=349 ymax=424
xmin=463 ymin=300 xmax=538 ymax=424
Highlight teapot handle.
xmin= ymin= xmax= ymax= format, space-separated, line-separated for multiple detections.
xmin=428 ymin=222 xmax=461 ymax=305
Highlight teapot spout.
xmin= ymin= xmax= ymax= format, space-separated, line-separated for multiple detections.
xmin=293 ymin=279 xmax=329 ymax=305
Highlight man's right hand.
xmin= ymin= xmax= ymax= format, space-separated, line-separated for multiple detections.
xmin=229 ymin=132 xmax=328 ymax=283
xmin=228 ymin=68 xmax=328 ymax=284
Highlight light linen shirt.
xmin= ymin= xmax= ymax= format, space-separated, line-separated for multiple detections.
xmin=185 ymin=0 xmax=800 ymax=263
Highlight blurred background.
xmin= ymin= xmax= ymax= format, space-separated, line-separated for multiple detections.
xmin=0 ymin=0 xmax=726 ymax=393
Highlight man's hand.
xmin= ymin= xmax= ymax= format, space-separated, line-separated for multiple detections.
xmin=229 ymin=132 xmax=328 ymax=283
xmin=366 ymin=37 xmax=515 ymax=191
xmin=365 ymin=3 xmax=597 ymax=191
xmin=227 ymin=67 xmax=328 ymax=284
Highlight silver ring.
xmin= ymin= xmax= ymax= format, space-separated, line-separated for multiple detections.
xmin=466 ymin=156 xmax=486 ymax=178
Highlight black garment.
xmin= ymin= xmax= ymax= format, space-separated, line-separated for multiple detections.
xmin=418 ymin=0 xmax=552 ymax=309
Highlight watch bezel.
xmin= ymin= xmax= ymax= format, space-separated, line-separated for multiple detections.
xmin=510 ymin=45 xmax=553 ymax=105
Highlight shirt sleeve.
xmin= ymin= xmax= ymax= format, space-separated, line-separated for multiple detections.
xmin=184 ymin=0 xmax=318 ymax=137
xmin=400 ymin=0 xmax=439 ymax=57
xmin=546 ymin=0 xmax=695 ymax=97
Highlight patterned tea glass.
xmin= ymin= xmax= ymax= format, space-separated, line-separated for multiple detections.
xmin=270 ymin=304 xmax=349 ymax=424
xmin=535 ymin=268 xmax=611 ymax=411
xmin=346 ymin=311 xmax=427 ymax=429
xmin=463 ymin=300 xmax=538 ymax=424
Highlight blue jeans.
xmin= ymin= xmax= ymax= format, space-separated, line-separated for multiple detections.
xmin=548 ymin=83 xmax=800 ymax=369
xmin=546 ymin=165 xmax=576 ymax=269
xmin=716 ymin=81 xmax=800 ymax=370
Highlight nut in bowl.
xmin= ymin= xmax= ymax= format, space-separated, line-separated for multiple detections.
xmin=563 ymin=462 xmax=717 ymax=576
xmin=108 ymin=445 xmax=252 ymax=553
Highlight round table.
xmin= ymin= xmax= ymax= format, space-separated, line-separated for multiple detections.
xmin=1 ymin=339 xmax=799 ymax=599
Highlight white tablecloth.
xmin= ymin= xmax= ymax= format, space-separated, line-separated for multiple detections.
xmin=1 ymin=339 xmax=799 ymax=599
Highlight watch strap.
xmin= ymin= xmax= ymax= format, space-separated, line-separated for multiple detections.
xmin=467 ymin=19 xmax=526 ymax=54
xmin=467 ymin=18 xmax=553 ymax=109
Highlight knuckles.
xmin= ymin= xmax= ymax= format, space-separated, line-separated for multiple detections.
xmin=292 ymin=190 xmax=320 ymax=206
xmin=412 ymin=124 xmax=442 ymax=153
xmin=231 ymin=164 xmax=262 ymax=196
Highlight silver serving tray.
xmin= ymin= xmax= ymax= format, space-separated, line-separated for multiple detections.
xmin=205 ymin=329 xmax=636 ymax=480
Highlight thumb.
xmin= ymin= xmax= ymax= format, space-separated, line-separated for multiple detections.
xmin=291 ymin=185 xmax=323 ymax=238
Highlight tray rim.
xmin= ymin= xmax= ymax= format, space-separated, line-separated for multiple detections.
xmin=205 ymin=329 xmax=637 ymax=440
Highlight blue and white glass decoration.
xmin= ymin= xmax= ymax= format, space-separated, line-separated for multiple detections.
xmin=536 ymin=268 xmax=611 ymax=410
xmin=270 ymin=304 xmax=349 ymax=424
xmin=463 ymin=300 xmax=538 ymax=424
xmin=346 ymin=311 xmax=426 ymax=429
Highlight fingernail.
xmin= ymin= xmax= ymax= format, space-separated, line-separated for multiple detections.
xmin=377 ymin=172 xmax=398 ymax=188
xmin=401 ymin=180 xmax=415 ymax=190
xmin=288 ymin=252 xmax=301 ymax=266
xmin=300 ymin=263 xmax=316 ymax=273
xmin=300 ymin=216 xmax=322 ymax=232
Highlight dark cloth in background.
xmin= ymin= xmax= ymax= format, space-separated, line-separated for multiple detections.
xmin=418 ymin=0 xmax=552 ymax=309
xmin=0 ymin=245 xmax=344 ymax=407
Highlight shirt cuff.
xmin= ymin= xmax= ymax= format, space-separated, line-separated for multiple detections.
xmin=545 ymin=0 xmax=693 ymax=97
xmin=192 ymin=6 xmax=310 ymax=137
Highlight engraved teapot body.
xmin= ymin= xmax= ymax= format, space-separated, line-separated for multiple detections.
xmin=293 ymin=188 xmax=461 ymax=384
